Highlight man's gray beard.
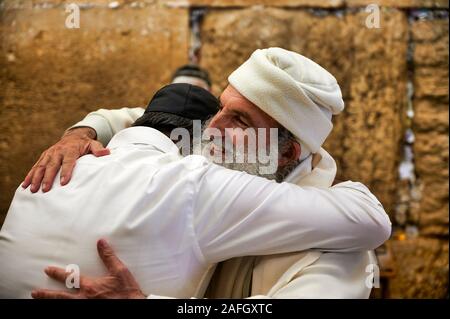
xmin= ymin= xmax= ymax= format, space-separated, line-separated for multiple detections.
xmin=217 ymin=148 xmax=277 ymax=181
xmin=200 ymin=118 xmax=298 ymax=182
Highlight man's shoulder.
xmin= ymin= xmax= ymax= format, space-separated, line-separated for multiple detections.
xmin=167 ymin=155 xmax=212 ymax=173
xmin=332 ymin=180 xmax=384 ymax=207
xmin=331 ymin=180 xmax=373 ymax=196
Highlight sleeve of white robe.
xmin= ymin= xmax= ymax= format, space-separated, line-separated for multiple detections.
xmin=192 ymin=163 xmax=391 ymax=263
xmin=70 ymin=107 xmax=145 ymax=146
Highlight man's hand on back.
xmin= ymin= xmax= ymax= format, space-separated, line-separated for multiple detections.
xmin=31 ymin=239 xmax=145 ymax=299
xmin=22 ymin=127 xmax=110 ymax=193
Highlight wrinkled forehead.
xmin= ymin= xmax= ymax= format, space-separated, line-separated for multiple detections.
xmin=219 ymin=85 xmax=281 ymax=129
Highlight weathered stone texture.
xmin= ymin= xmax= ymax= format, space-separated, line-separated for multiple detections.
xmin=412 ymin=19 xmax=449 ymax=237
xmin=201 ymin=7 xmax=409 ymax=215
xmin=169 ymin=0 xmax=448 ymax=8
xmin=346 ymin=0 xmax=449 ymax=8
xmin=0 ymin=5 xmax=189 ymax=223
xmin=340 ymin=11 xmax=408 ymax=214
xmin=1 ymin=0 xmax=156 ymax=8
xmin=389 ymin=238 xmax=449 ymax=298
xmin=168 ymin=0 xmax=344 ymax=7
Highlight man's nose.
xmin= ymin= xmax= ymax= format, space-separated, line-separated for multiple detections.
xmin=208 ymin=114 xmax=227 ymax=135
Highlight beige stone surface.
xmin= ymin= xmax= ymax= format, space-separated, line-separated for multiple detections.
xmin=167 ymin=0 xmax=344 ymax=7
xmin=167 ymin=0 xmax=448 ymax=8
xmin=200 ymin=7 xmax=409 ymax=214
xmin=346 ymin=0 xmax=449 ymax=7
xmin=338 ymin=11 xmax=408 ymax=214
xmin=412 ymin=19 xmax=449 ymax=237
xmin=389 ymin=238 xmax=448 ymax=298
xmin=0 ymin=5 xmax=189 ymax=223
xmin=2 ymin=0 xmax=156 ymax=7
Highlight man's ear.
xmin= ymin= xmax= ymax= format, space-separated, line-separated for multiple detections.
xmin=278 ymin=140 xmax=301 ymax=167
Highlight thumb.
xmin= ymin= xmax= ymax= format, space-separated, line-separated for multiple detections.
xmin=89 ymin=140 xmax=110 ymax=157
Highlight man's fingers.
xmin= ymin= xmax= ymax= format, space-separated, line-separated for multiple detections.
xmin=41 ymin=154 xmax=64 ymax=192
xmin=30 ymin=154 xmax=51 ymax=193
xmin=60 ymin=155 xmax=78 ymax=186
xmin=22 ymin=152 xmax=46 ymax=188
xmin=22 ymin=168 xmax=35 ymax=189
xmin=97 ymin=239 xmax=126 ymax=275
xmin=31 ymin=289 xmax=78 ymax=299
xmin=44 ymin=266 xmax=72 ymax=283
xmin=90 ymin=140 xmax=110 ymax=157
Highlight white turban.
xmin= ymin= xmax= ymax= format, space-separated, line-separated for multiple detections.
xmin=228 ymin=47 xmax=344 ymax=157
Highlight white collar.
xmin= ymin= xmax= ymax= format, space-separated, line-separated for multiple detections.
xmin=107 ymin=126 xmax=180 ymax=154
xmin=284 ymin=148 xmax=337 ymax=188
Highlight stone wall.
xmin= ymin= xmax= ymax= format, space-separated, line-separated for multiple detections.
xmin=412 ymin=18 xmax=449 ymax=237
xmin=0 ymin=0 xmax=448 ymax=298
xmin=385 ymin=14 xmax=449 ymax=299
xmin=0 ymin=0 xmax=189 ymax=224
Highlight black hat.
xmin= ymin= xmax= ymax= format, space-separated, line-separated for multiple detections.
xmin=132 ymin=83 xmax=219 ymax=128
xmin=171 ymin=64 xmax=211 ymax=87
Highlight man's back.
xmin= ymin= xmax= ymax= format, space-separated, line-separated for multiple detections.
xmin=0 ymin=127 xmax=212 ymax=298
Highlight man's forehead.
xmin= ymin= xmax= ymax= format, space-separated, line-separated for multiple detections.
xmin=218 ymin=93 xmax=252 ymax=116
xmin=218 ymin=92 xmax=281 ymax=128
xmin=219 ymin=86 xmax=255 ymax=110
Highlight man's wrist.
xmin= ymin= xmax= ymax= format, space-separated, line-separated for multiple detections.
xmin=64 ymin=127 xmax=97 ymax=140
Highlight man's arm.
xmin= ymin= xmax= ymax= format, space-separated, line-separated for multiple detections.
xmin=192 ymin=163 xmax=391 ymax=260
xmin=22 ymin=107 xmax=143 ymax=192
xmin=70 ymin=107 xmax=144 ymax=146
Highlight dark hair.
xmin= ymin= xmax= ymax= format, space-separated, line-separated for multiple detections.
xmin=132 ymin=111 xmax=194 ymax=137
xmin=275 ymin=127 xmax=300 ymax=182
xmin=172 ymin=64 xmax=211 ymax=87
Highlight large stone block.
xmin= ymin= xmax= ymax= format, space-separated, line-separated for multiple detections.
xmin=165 ymin=0 xmax=344 ymax=8
xmin=411 ymin=18 xmax=449 ymax=237
xmin=389 ymin=238 xmax=448 ymax=298
xmin=414 ymin=133 xmax=449 ymax=177
xmin=346 ymin=0 xmax=449 ymax=8
xmin=166 ymin=0 xmax=448 ymax=8
xmin=413 ymin=20 xmax=449 ymax=102
xmin=413 ymin=100 xmax=448 ymax=132
xmin=412 ymin=18 xmax=449 ymax=42
xmin=337 ymin=10 xmax=408 ymax=214
xmin=1 ymin=1 xmax=156 ymax=8
xmin=5 ymin=0 xmax=448 ymax=9
xmin=414 ymin=67 xmax=449 ymax=101
xmin=0 ymin=4 xmax=189 ymax=223
xmin=200 ymin=7 xmax=409 ymax=214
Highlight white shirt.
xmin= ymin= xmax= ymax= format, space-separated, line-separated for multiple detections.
xmin=0 ymin=126 xmax=390 ymax=298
